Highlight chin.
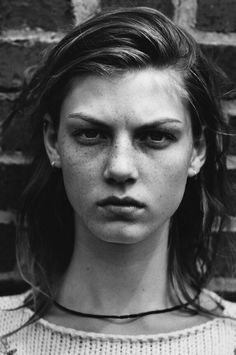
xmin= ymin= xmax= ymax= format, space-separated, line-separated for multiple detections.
xmin=93 ymin=224 xmax=152 ymax=245
xmin=100 ymin=235 xmax=144 ymax=245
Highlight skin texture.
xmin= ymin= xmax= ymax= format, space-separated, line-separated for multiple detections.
xmin=44 ymin=68 xmax=207 ymax=334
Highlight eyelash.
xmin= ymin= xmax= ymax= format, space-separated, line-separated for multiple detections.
xmin=71 ymin=128 xmax=177 ymax=148
xmin=137 ymin=130 xmax=177 ymax=147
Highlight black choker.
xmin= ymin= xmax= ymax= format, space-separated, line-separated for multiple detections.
xmin=53 ymin=301 xmax=189 ymax=320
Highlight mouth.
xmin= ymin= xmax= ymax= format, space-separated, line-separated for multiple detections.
xmin=97 ymin=196 xmax=145 ymax=208
xmin=97 ymin=196 xmax=146 ymax=218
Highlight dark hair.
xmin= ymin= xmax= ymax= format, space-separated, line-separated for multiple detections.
xmin=2 ymin=6 xmax=233 ymax=330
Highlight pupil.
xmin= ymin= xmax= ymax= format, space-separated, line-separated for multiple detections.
xmin=86 ymin=130 xmax=98 ymax=138
xmin=150 ymin=132 xmax=163 ymax=140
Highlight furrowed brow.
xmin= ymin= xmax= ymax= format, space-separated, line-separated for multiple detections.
xmin=136 ymin=119 xmax=184 ymax=131
xmin=67 ymin=113 xmax=109 ymax=129
xmin=68 ymin=113 xmax=183 ymax=130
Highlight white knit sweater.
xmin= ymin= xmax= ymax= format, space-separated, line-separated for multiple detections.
xmin=0 ymin=290 xmax=235 ymax=354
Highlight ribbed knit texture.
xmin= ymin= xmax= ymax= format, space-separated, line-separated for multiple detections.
xmin=0 ymin=290 xmax=235 ymax=354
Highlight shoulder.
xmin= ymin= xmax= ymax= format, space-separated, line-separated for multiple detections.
xmin=0 ymin=291 xmax=30 ymax=336
xmin=0 ymin=292 xmax=29 ymax=310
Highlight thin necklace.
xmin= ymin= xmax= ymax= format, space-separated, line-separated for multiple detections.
xmin=53 ymin=300 xmax=189 ymax=320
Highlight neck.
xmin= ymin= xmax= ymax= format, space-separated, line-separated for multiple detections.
xmin=57 ymin=221 xmax=173 ymax=316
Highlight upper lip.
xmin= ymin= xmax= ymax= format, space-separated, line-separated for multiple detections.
xmin=97 ymin=196 xmax=145 ymax=208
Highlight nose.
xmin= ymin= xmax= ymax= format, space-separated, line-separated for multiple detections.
xmin=103 ymin=135 xmax=139 ymax=184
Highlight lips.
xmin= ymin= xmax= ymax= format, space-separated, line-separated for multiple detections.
xmin=97 ymin=196 xmax=145 ymax=208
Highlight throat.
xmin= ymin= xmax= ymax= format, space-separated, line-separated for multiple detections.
xmin=57 ymin=224 xmax=172 ymax=316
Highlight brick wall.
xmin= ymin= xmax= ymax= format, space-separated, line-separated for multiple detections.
xmin=0 ymin=0 xmax=236 ymax=297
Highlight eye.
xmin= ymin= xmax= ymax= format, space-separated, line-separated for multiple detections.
xmin=138 ymin=130 xmax=176 ymax=148
xmin=146 ymin=131 xmax=166 ymax=141
xmin=72 ymin=128 xmax=108 ymax=145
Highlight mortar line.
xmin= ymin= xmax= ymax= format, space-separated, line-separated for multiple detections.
xmin=0 ymin=153 xmax=31 ymax=165
xmin=0 ymin=210 xmax=16 ymax=224
xmin=209 ymin=277 xmax=236 ymax=292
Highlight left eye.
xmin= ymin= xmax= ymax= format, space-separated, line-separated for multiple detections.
xmin=146 ymin=131 xmax=166 ymax=141
xmin=80 ymin=129 xmax=101 ymax=139
xmin=138 ymin=131 xmax=174 ymax=145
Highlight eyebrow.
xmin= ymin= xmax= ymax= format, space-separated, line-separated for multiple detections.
xmin=67 ymin=113 xmax=184 ymax=130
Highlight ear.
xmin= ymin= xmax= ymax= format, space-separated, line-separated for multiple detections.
xmin=188 ymin=135 xmax=206 ymax=177
xmin=43 ymin=115 xmax=61 ymax=168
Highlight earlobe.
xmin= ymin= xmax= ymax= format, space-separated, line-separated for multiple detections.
xmin=188 ymin=167 xmax=198 ymax=177
xmin=43 ymin=116 xmax=61 ymax=168
xmin=188 ymin=136 xmax=206 ymax=177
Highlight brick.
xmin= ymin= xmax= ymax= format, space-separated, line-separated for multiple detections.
xmin=201 ymin=45 xmax=236 ymax=99
xmin=0 ymin=223 xmax=16 ymax=272
xmin=0 ymin=94 xmax=24 ymax=151
xmin=229 ymin=115 xmax=236 ymax=155
xmin=0 ymin=93 xmax=17 ymax=123
xmin=0 ymin=40 xmax=49 ymax=90
xmin=1 ymin=104 xmax=33 ymax=153
xmin=229 ymin=116 xmax=236 ymax=127
xmin=0 ymin=0 xmax=74 ymax=32
xmin=196 ymin=0 xmax=236 ymax=33
xmin=0 ymin=164 xmax=30 ymax=210
xmin=100 ymin=0 xmax=174 ymax=19
xmin=1 ymin=121 xmax=32 ymax=153
xmin=213 ymin=170 xmax=236 ymax=217
xmin=0 ymin=268 xmax=29 ymax=296
xmin=225 ymin=169 xmax=236 ymax=216
xmin=0 ymin=279 xmax=29 ymax=296
xmin=227 ymin=167 xmax=236 ymax=182
xmin=217 ymin=291 xmax=236 ymax=302
xmin=0 ymin=92 xmax=37 ymax=155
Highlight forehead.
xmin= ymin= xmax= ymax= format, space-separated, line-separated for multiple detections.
xmin=60 ymin=68 xmax=189 ymax=126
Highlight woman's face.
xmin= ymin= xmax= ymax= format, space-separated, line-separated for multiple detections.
xmin=45 ymin=68 xmax=205 ymax=244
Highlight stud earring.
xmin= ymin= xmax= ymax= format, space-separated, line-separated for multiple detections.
xmin=192 ymin=168 xmax=198 ymax=176
xmin=51 ymin=161 xmax=56 ymax=167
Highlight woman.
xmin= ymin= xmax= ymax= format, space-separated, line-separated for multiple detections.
xmin=0 ymin=6 xmax=235 ymax=354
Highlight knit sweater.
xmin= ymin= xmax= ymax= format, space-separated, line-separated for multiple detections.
xmin=0 ymin=290 xmax=235 ymax=354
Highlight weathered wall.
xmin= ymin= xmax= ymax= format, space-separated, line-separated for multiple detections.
xmin=0 ymin=0 xmax=236 ymax=298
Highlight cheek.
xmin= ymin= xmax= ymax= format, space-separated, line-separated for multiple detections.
xmin=151 ymin=148 xmax=191 ymax=183
xmin=166 ymin=158 xmax=189 ymax=183
xmin=149 ymin=151 xmax=192 ymax=208
xmin=59 ymin=144 xmax=101 ymax=208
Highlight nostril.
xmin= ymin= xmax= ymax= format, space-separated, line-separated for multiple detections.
xmin=103 ymin=160 xmax=138 ymax=183
xmin=105 ymin=175 xmax=136 ymax=185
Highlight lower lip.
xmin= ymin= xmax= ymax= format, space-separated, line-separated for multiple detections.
xmin=98 ymin=204 xmax=144 ymax=218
